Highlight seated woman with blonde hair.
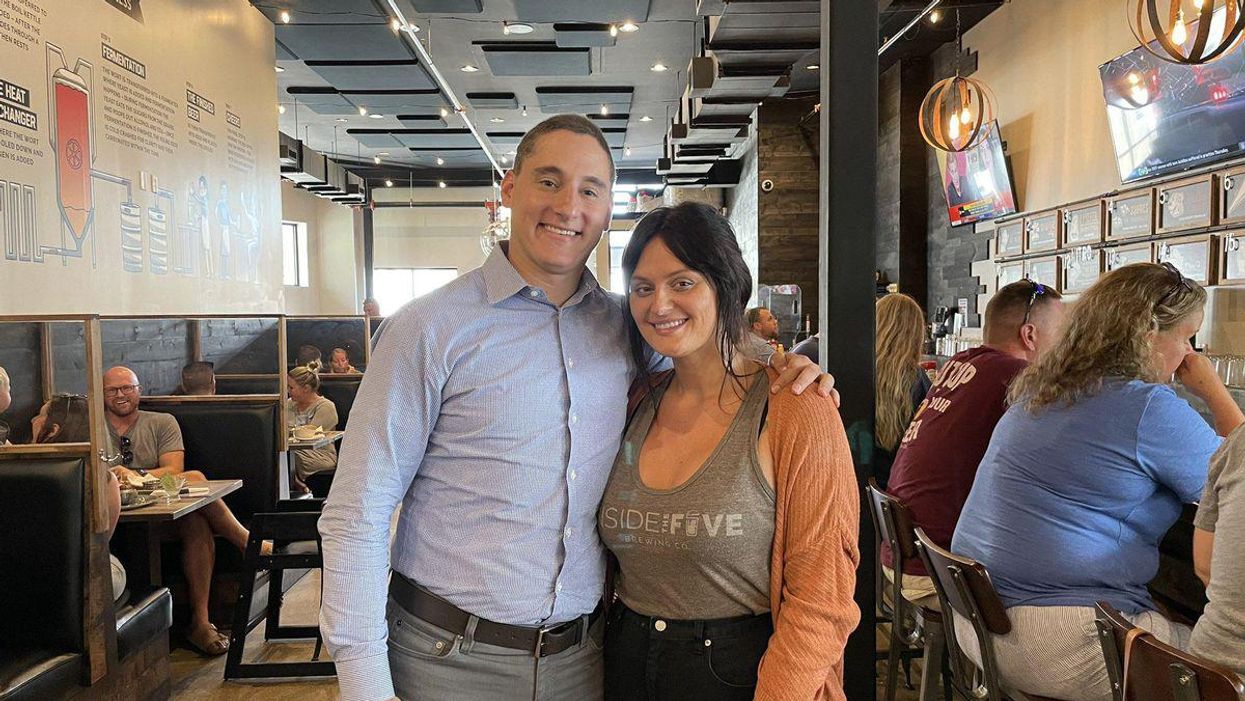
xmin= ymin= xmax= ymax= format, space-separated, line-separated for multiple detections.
xmin=952 ymin=262 xmax=1243 ymax=701
xmin=287 ymin=366 xmax=339 ymax=494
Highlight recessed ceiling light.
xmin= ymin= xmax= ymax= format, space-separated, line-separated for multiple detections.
xmin=640 ymin=115 xmax=652 ymax=122
xmin=609 ymin=24 xmax=618 ymax=37
xmin=390 ymin=18 xmax=401 ymax=32
xmin=619 ymin=21 xmax=639 ymax=32
xmin=277 ymin=104 xmax=285 ymax=114
xmin=651 ymin=62 xmax=667 ymax=72
xmin=436 ymin=157 xmax=445 ymax=165
xmin=275 ymin=65 xmax=285 ymax=73
xmin=440 ymin=107 xmax=450 ymax=118
xmin=373 ymin=156 xmax=381 ymax=164
xmin=504 ymin=21 xmax=535 ymax=35
xmin=501 ymin=154 xmax=509 ymax=163
xmin=490 ymin=117 xmax=504 ymax=123
xmin=385 ymin=179 xmax=394 ymax=187
xmin=438 ymin=181 xmax=447 ymax=188
xmin=807 ymin=64 xmax=819 ymax=70
xmin=929 ymin=9 xmax=942 ymax=24
xmin=600 ymin=104 xmax=609 ymax=115
xmin=378 ymin=152 xmax=390 ymax=156
xmin=521 ymin=106 xmax=528 ymax=117
xmin=336 ymin=117 xmax=348 ymax=122
xmin=461 ymin=64 xmax=479 ymax=73
xmin=368 ymin=113 xmax=384 ymax=119
xmin=358 ymin=106 xmax=368 ymax=116
xmin=625 ymin=147 xmax=632 ymax=156
xmin=279 ymin=10 xmax=290 ymax=23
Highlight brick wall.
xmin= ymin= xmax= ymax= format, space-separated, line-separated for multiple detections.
xmin=877 ymin=65 xmax=901 ymax=282
xmin=727 ymin=119 xmax=761 ymax=303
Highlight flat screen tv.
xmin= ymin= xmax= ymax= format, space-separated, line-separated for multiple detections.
xmin=935 ymin=121 xmax=1018 ymax=227
xmin=1101 ymin=19 xmax=1245 ymax=183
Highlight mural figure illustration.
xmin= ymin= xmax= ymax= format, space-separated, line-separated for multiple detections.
xmin=189 ymin=176 xmax=211 ymax=278
xmin=216 ymin=181 xmax=234 ymax=280
xmin=237 ymin=189 xmax=261 ymax=283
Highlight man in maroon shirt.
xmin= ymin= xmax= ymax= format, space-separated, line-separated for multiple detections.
xmin=882 ymin=280 xmax=1066 ymax=605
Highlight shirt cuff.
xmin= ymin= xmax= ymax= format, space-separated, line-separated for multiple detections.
xmin=335 ymin=652 xmax=396 ymax=701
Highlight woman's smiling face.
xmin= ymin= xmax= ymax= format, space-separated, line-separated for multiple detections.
xmin=628 ymin=237 xmax=719 ymax=360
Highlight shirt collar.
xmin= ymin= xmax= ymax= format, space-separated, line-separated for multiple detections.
xmin=482 ymin=240 xmax=604 ymax=307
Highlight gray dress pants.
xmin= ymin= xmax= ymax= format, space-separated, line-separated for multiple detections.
xmin=386 ymin=596 xmax=605 ymax=701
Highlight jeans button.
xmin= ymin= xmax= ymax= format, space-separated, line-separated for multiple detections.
xmin=654 ymin=620 xmax=667 ymax=632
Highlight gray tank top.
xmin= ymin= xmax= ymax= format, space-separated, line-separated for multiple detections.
xmin=598 ymin=372 xmax=776 ymax=619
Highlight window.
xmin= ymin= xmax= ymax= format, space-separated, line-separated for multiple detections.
xmin=282 ymin=221 xmax=310 ymax=287
xmin=607 ymin=229 xmax=632 ymax=295
xmin=374 ymin=267 xmax=458 ymax=315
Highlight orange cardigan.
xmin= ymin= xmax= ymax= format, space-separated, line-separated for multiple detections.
xmin=626 ymin=370 xmax=860 ymax=700
xmin=756 ymin=368 xmax=861 ymax=701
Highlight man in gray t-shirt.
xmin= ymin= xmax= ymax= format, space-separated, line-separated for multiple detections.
xmin=1191 ymin=425 xmax=1245 ymax=677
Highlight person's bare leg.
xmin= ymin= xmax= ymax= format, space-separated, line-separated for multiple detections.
xmin=178 ymin=512 xmax=226 ymax=654
xmin=198 ymin=500 xmax=251 ymax=552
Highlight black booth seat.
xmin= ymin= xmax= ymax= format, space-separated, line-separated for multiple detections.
xmin=0 ymin=457 xmax=86 ymax=701
xmin=215 ymin=376 xmax=280 ymax=395
xmin=145 ymin=399 xmax=281 ymax=523
xmin=115 ymin=588 xmax=173 ymax=662
xmin=318 ymin=376 xmax=362 ymax=431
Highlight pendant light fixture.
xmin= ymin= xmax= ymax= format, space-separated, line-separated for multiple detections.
xmin=1130 ymin=0 xmax=1245 ymax=65
xmin=918 ymin=10 xmax=996 ymax=152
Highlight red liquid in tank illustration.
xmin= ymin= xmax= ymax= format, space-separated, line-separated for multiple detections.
xmin=53 ymin=70 xmax=92 ymax=239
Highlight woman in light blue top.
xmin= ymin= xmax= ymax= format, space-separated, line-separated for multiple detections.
xmin=951 ymin=262 xmax=1244 ymax=701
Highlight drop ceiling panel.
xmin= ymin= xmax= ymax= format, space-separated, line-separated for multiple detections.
xmin=707 ymin=12 xmax=819 ymax=44
xmin=286 ymin=90 xmax=359 ymax=115
xmin=514 ymin=0 xmax=652 ymax=23
xmin=536 ymin=87 xmax=634 ymax=115
xmin=554 ymin=24 xmax=617 ymax=48
xmin=476 ymin=43 xmax=592 ymax=77
xmin=587 ymin=114 xmax=630 ymax=129
xmin=397 ymin=115 xmax=450 ymax=128
xmin=276 ymin=43 xmax=297 ymax=60
xmin=466 ymin=92 xmax=519 ymax=109
xmin=257 ymin=0 xmax=384 ymax=25
xmin=485 ymin=132 xmax=526 ymax=148
xmin=346 ymin=91 xmax=446 ymax=111
xmin=275 ymin=25 xmax=413 ymax=61
xmin=306 ymin=61 xmax=436 ymax=90
xmin=690 ymin=98 xmax=759 ymax=120
xmin=410 ymin=0 xmax=484 ymax=12
xmin=602 ymin=128 xmax=627 ymax=148
xmin=348 ymin=131 xmax=406 ymax=148
xmin=393 ymin=130 xmax=480 ymax=148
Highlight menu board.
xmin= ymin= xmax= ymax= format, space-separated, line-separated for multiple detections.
xmin=1063 ymin=202 xmax=1104 ymax=246
xmin=1108 ymin=191 xmax=1154 ymax=239
xmin=0 ymin=0 xmax=281 ymax=314
xmin=1061 ymin=248 xmax=1101 ymax=294
xmin=1024 ymin=257 xmax=1059 ymax=290
xmin=997 ymin=261 xmax=1024 ymax=289
xmin=1223 ymin=233 xmax=1245 ymax=282
xmin=996 ymin=221 xmax=1024 ymax=257
xmin=1157 ymin=178 xmax=1214 ymax=233
xmin=1024 ymin=211 xmax=1059 ymax=253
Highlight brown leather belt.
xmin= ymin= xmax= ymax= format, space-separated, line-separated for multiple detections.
xmin=389 ymin=572 xmax=602 ymax=658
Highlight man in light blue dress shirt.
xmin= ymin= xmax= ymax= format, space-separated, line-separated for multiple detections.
xmin=319 ymin=115 xmax=831 ymax=701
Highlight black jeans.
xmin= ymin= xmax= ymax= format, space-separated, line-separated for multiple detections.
xmin=603 ymin=602 xmax=774 ymax=701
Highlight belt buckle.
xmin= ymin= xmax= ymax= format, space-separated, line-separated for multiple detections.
xmin=533 ymin=625 xmax=552 ymax=658
xmin=533 ymin=619 xmax=579 ymax=658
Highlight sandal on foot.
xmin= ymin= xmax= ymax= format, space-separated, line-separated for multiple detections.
xmin=187 ymin=624 xmax=229 ymax=656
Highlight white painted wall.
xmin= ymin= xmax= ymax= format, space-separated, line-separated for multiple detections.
xmin=280 ymin=181 xmax=361 ymax=314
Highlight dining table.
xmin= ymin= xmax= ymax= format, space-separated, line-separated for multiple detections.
xmin=286 ymin=430 xmax=344 ymax=451
xmin=114 ymin=478 xmax=243 ymax=592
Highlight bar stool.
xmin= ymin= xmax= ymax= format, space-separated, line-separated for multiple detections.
xmin=223 ymin=498 xmax=336 ymax=680
xmin=1094 ymin=601 xmax=1245 ymax=701
xmin=866 ymin=480 xmax=947 ymax=701
xmin=913 ymin=528 xmax=1061 ymax=701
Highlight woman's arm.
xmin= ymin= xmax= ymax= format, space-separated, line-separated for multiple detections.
xmin=1178 ymin=353 xmax=1244 ymax=438
xmin=755 ymin=387 xmax=861 ymax=700
xmin=1193 ymin=527 xmax=1214 ymax=587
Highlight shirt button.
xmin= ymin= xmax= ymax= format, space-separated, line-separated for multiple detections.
xmin=555 ymin=582 xmax=563 ymax=593
xmin=529 ymin=289 xmax=540 ymax=297
xmin=570 ymin=414 xmax=578 ymax=425
xmin=569 ymin=469 xmax=577 ymax=481
xmin=567 ymin=359 xmax=575 ymax=369
xmin=654 ymin=620 xmax=667 ymax=632
xmin=564 ymin=526 xmax=573 ymax=537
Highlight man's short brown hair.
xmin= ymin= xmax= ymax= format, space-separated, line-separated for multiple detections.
xmin=512 ymin=114 xmax=615 ymax=182
xmin=984 ymin=280 xmax=1063 ymax=344
xmin=180 ymin=361 xmax=216 ymax=395
xmin=746 ymin=306 xmax=770 ymax=326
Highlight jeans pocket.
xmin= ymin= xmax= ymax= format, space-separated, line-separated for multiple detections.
xmin=704 ymin=635 xmax=765 ymax=688
xmin=388 ymin=608 xmax=458 ymax=660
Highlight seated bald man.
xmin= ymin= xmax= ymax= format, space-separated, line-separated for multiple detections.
xmin=104 ymin=365 xmax=263 ymax=655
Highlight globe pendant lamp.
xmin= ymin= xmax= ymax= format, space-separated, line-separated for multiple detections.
xmin=918 ymin=10 xmax=997 ymax=152
xmin=1130 ymin=0 xmax=1245 ymax=65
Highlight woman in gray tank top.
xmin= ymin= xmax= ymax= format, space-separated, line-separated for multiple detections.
xmin=599 ymin=203 xmax=860 ymax=701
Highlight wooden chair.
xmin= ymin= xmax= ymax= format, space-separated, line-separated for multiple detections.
xmin=866 ymin=479 xmax=948 ymax=701
xmin=1095 ymin=601 xmax=1245 ymax=701
xmin=914 ymin=528 xmax=1060 ymax=701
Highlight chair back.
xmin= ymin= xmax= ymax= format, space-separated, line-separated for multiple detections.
xmin=0 ymin=455 xmax=87 ymax=653
xmin=318 ymin=375 xmax=362 ymax=431
xmin=866 ymin=479 xmax=919 ymax=619
xmin=915 ymin=527 xmax=1013 ymax=701
xmin=1095 ymin=602 xmax=1245 ymax=701
xmin=215 ymin=374 xmax=280 ymax=395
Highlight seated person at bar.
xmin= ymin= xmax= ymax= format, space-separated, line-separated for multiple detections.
xmin=951 ymin=263 xmax=1244 ymax=701
xmin=882 ymin=280 xmax=1064 ymax=607
xmin=1191 ymin=425 xmax=1245 ymax=678
xmin=328 ymin=347 xmax=360 ymax=375
xmin=363 ymin=297 xmax=380 ymax=317
xmin=874 ymin=293 xmax=931 ymax=488
xmin=179 ymin=361 xmax=216 ymax=396
xmin=286 ymin=366 xmax=338 ymax=494
xmin=104 ymin=365 xmax=261 ymax=656
xmin=296 ymin=344 xmax=323 ymax=373
xmin=31 ymin=393 xmax=127 ymax=603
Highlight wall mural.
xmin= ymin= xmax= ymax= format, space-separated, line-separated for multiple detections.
xmin=0 ymin=0 xmax=281 ymax=313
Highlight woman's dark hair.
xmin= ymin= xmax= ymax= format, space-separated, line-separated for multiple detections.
xmin=35 ymin=394 xmax=90 ymax=444
xmin=622 ymin=202 xmax=754 ymax=389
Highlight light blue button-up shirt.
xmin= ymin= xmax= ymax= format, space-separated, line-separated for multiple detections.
xmin=319 ymin=243 xmax=634 ymax=701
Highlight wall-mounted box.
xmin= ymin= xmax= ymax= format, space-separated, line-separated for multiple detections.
xmin=1156 ymin=174 xmax=1216 ymax=234
xmin=1220 ymin=230 xmax=1245 ymax=285
xmin=1105 ymin=241 xmax=1154 ymax=272
xmin=1024 ymin=256 xmax=1060 ymax=292
xmin=1106 ymin=189 xmax=1155 ymax=241
xmin=1060 ymin=247 xmax=1103 ymax=294
xmin=1023 ymin=210 xmax=1061 ymax=254
xmin=997 ymin=261 xmax=1024 ymax=290
xmin=1156 ymin=234 xmax=1218 ymax=286
xmin=995 ymin=220 xmax=1024 ymax=258
xmin=1062 ymin=200 xmax=1105 ymax=247
xmin=1220 ymin=164 xmax=1245 ymax=227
